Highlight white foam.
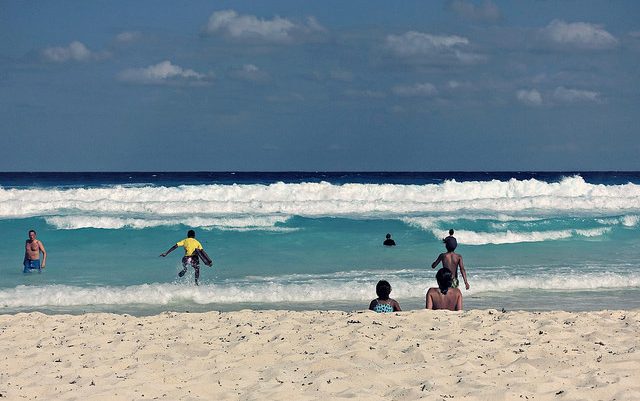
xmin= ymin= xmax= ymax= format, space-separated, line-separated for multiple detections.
xmin=403 ymin=216 xmax=611 ymax=245
xmin=44 ymin=215 xmax=292 ymax=231
xmin=2 ymin=176 xmax=640 ymax=229
xmin=1 ymin=269 xmax=639 ymax=308
xmin=621 ymin=215 xmax=640 ymax=227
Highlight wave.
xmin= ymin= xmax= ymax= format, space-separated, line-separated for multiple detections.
xmin=403 ymin=217 xmax=612 ymax=244
xmin=2 ymin=270 xmax=639 ymax=308
xmin=2 ymin=176 xmax=640 ymax=229
xmin=44 ymin=215 xmax=294 ymax=231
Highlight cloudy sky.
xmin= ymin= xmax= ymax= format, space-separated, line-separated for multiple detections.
xmin=1 ymin=0 xmax=639 ymax=171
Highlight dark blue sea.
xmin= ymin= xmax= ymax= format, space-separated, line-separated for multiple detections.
xmin=1 ymin=172 xmax=639 ymax=315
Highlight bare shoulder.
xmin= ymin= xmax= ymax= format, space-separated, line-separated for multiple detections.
xmin=452 ymin=288 xmax=463 ymax=296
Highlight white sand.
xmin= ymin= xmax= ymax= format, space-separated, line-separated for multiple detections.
xmin=1 ymin=309 xmax=638 ymax=400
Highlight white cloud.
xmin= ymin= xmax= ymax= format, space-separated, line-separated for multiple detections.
xmin=118 ymin=60 xmax=210 ymax=85
xmin=553 ymin=87 xmax=600 ymax=103
xmin=42 ymin=41 xmax=109 ymax=63
xmin=386 ymin=31 xmax=468 ymax=56
xmin=449 ymin=0 xmax=501 ymax=23
xmin=115 ymin=31 xmax=142 ymax=43
xmin=204 ymin=10 xmax=324 ymax=43
xmin=392 ymin=83 xmax=438 ymax=97
xmin=540 ymin=20 xmax=618 ymax=50
xmin=230 ymin=64 xmax=270 ymax=82
xmin=516 ymin=89 xmax=543 ymax=106
xmin=454 ymin=50 xmax=487 ymax=64
xmin=385 ymin=31 xmax=483 ymax=64
xmin=305 ymin=16 xmax=327 ymax=33
xmin=344 ymin=89 xmax=386 ymax=99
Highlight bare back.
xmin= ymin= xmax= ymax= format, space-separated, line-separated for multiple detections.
xmin=426 ymin=287 xmax=463 ymax=311
xmin=432 ymin=250 xmax=470 ymax=290
xmin=442 ymin=252 xmax=461 ymax=273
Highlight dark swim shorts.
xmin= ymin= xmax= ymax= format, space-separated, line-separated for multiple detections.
xmin=23 ymin=259 xmax=41 ymax=273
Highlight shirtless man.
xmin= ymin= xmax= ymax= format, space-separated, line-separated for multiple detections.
xmin=24 ymin=229 xmax=46 ymax=273
xmin=431 ymin=236 xmax=469 ymax=290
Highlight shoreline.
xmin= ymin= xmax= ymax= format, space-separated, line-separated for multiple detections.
xmin=1 ymin=309 xmax=638 ymax=400
xmin=3 ymin=287 xmax=640 ymax=317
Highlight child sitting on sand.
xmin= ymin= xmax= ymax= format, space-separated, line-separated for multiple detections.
xmin=426 ymin=268 xmax=463 ymax=311
xmin=369 ymin=280 xmax=402 ymax=313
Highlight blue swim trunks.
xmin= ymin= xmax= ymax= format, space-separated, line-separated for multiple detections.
xmin=23 ymin=259 xmax=41 ymax=273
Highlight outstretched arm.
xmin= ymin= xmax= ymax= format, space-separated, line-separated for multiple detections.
xmin=431 ymin=254 xmax=443 ymax=269
xmin=459 ymin=256 xmax=470 ymax=290
xmin=160 ymin=244 xmax=178 ymax=257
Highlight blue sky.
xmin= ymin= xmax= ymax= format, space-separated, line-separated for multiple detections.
xmin=1 ymin=0 xmax=639 ymax=171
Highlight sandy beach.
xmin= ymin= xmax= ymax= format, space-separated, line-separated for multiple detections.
xmin=1 ymin=309 xmax=638 ymax=400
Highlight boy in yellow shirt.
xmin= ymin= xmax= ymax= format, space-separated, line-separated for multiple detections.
xmin=160 ymin=230 xmax=212 ymax=285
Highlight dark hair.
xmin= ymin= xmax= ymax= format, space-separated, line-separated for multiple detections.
xmin=187 ymin=230 xmax=196 ymax=238
xmin=28 ymin=229 xmax=36 ymax=235
xmin=375 ymin=280 xmax=392 ymax=300
xmin=449 ymin=229 xmax=454 ymax=235
xmin=444 ymin=236 xmax=457 ymax=252
xmin=385 ymin=233 xmax=391 ymax=239
xmin=436 ymin=268 xmax=453 ymax=295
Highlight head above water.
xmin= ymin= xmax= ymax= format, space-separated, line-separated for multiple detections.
xmin=449 ymin=229 xmax=454 ymax=235
xmin=436 ymin=268 xmax=453 ymax=295
xmin=376 ymin=280 xmax=392 ymax=300
xmin=187 ymin=230 xmax=196 ymax=238
xmin=444 ymin=236 xmax=457 ymax=252
xmin=28 ymin=229 xmax=36 ymax=239
xmin=386 ymin=233 xmax=391 ymax=239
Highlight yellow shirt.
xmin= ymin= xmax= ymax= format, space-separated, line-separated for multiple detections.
xmin=176 ymin=238 xmax=203 ymax=256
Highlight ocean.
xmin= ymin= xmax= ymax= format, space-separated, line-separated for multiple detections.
xmin=1 ymin=172 xmax=639 ymax=315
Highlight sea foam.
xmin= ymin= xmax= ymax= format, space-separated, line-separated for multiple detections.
xmin=2 ymin=269 xmax=639 ymax=308
xmin=2 ymin=176 xmax=640 ymax=231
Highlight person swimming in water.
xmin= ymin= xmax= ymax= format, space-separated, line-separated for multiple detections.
xmin=160 ymin=229 xmax=209 ymax=285
xmin=426 ymin=268 xmax=463 ymax=311
xmin=443 ymin=229 xmax=455 ymax=245
xmin=431 ymin=234 xmax=469 ymax=290
xmin=383 ymin=233 xmax=396 ymax=246
xmin=369 ymin=280 xmax=402 ymax=312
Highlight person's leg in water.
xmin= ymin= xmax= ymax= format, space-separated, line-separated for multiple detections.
xmin=179 ymin=256 xmax=200 ymax=285
xmin=194 ymin=265 xmax=200 ymax=285
xmin=178 ymin=257 xmax=190 ymax=277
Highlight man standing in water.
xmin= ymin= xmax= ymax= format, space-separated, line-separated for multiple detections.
xmin=431 ymin=235 xmax=470 ymax=290
xmin=160 ymin=229 xmax=211 ymax=285
xmin=24 ymin=229 xmax=46 ymax=273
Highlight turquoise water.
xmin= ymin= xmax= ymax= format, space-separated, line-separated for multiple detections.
xmin=1 ymin=172 xmax=639 ymax=314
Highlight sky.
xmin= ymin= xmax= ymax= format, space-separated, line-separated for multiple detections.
xmin=1 ymin=0 xmax=639 ymax=171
